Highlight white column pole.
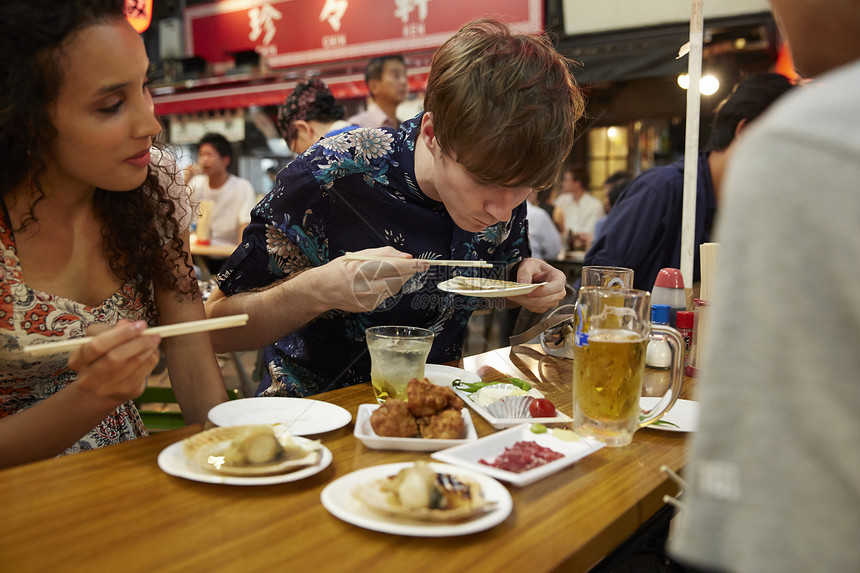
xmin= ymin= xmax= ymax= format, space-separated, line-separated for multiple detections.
xmin=681 ymin=0 xmax=704 ymax=301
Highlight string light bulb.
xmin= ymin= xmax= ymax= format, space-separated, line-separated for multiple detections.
xmin=677 ymin=73 xmax=720 ymax=95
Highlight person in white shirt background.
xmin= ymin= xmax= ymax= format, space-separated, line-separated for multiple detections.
xmin=526 ymin=190 xmax=563 ymax=260
xmin=347 ymin=55 xmax=409 ymax=129
xmin=187 ymin=132 xmax=257 ymax=274
xmin=187 ymin=132 xmax=257 ymax=246
xmin=552 ymin=163 xmax=604 ymax=251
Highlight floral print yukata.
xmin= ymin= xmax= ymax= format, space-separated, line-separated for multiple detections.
xmin=0 ymin=207 xmax=148 ymax=454
xmin=217 ymin=113 xmax=530 ymax=397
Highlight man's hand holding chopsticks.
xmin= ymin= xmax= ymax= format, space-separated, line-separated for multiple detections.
xmin=328 ymin=247 xmax=430 ymax=313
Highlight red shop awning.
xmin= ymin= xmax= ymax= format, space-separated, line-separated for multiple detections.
xmin=153 ymin=70 xmax=429 ymax=116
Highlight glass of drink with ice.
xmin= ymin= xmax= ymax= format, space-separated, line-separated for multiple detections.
xmin=365 ymin=326 xmax=434 ymax=403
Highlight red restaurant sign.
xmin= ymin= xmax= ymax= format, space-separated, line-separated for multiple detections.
xmin=184 ymin=0 xmax=542 ymax=69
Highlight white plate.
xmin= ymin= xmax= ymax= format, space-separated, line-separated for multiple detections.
xmin=207 ymin=397 xmax=352 ymax=435
xmin=640 ymin=397 xmax=700 ymax=432
xmin=157 ymin=439 xmax=333 ymax=486
xmin=424 ymin=363 xmax=482 ymax=386
xmin=438 ymin=278 xmax=547 ymax=298
xmin=354 ymin=404 xmax=478 ymax=451
xmin=432 ymin=424 xmax=604 ymax=487
xmin=320 ymin=462 xmax=512 ymax=536
xmin=451 ymin=384 xmax=573 ymax=430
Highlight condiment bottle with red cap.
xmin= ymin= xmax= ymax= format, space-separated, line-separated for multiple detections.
xmin=651 ymin=267 xmax=686 ymax=326
xmin=675 ymin=310 xmax=694 ymax=365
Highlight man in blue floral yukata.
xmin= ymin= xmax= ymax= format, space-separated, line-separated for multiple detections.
xmin=206 ymin=19 xmax=586 ymax=397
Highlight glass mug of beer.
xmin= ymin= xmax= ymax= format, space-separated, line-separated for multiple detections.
xmin=580 ymin=266 xmax=634 ymax=289
xmin=366 ymin=326 xmax=434 ymax=404
xmin=572 ymin=287 xmax=684 ymax=447
xmin=537 ymin=266 xmax=634 ymax=358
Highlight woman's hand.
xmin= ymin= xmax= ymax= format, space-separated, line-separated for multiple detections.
xmin=67 ymin=320 xmax=161 ymax=404
xmin=506 ymin=258 xmax=567 ymax=314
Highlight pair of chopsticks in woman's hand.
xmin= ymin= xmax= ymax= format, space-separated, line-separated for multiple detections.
xmin=25 ymin=254 xmax=490 ymax=357
xmin=22 ymin=314 xmax=250 ymax=357
xmin=343 ymin=252 xmax=493 ymax=269
xmin=24 ymin=252 xmax=488 ymax=357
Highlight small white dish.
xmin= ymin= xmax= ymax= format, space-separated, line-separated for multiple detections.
xmin=320 ymin=462 xmax=512 ymax=536
xmin=438 ymin=278 xmax=547 ymax=298
xmin=207 ymin=397 xmax=352 ymax=436
xmin=157 ymin=438 xmax=332 ymax=486
xmin=640 ymin=397 xmax=700 ymax=432
xmin=451 ymin=385 xmax=573 ymax=430
xmin=354 ymin=404 xmax=478 ymax=451
xmin=432 ymin=424 xmax=604 ymax=487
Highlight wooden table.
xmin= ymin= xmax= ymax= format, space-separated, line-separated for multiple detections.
xmin=189 ymin=239 xmax=238 ymax=259
xmin=0 ymin=345 xmax=694 ymax=573
xmin=189 ymin=237 xmax=238 ymax=280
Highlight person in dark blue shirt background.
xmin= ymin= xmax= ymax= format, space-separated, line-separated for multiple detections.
xmin=584 ymin=73 xmax=795 ymax=291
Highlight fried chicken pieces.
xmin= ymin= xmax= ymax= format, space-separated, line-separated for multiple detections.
xmin=369 ymin=398 xmax=418 ymax=437
xmin=370 ymin=378 xmax=465 ymax=439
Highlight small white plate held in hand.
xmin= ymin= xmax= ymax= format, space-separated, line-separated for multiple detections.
xmin=438 ymin=277 xmax=547 ymax=298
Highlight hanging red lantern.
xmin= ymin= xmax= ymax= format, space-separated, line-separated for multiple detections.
xmin=774 ymin=41 xmax=800 ymax=82
xmin=126 ymin=0 xmax=153 ymax=33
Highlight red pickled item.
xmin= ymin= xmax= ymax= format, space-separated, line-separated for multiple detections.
xmin=479 ymin=440 xmax=564 ymax=473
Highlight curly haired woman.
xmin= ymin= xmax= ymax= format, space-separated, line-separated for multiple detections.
xmin=0 ymin=0 xmax=227 ymax=468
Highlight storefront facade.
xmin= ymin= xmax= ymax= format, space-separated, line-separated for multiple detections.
xmin=144 ymin=0 xmax=781 ymax=196
xmin=551 ymin=0 xmax=778 ymax=191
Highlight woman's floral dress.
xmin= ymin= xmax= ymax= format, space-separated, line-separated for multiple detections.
xmin=0 ymin=208 xmax=148 ymax=454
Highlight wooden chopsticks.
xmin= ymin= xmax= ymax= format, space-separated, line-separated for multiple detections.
xmin=343 ymin=252 xmax=493 ymax=268
xmin=22 ymin=314 xmax=250 ymax=357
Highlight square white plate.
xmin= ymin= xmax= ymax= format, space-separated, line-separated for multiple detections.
xmin=432 ymin=424 xmax=604 ymax=487
xmin=639 ymin=397 xmax=700 ymax=432
xmin=451 ymin=386 xmax=573 ymax=430
xmin=354 ymin=404 xmax=478 ymax=451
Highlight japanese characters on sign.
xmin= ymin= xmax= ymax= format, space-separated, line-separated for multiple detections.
xmin=183 ymin=0 xmax=541 ymax=69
